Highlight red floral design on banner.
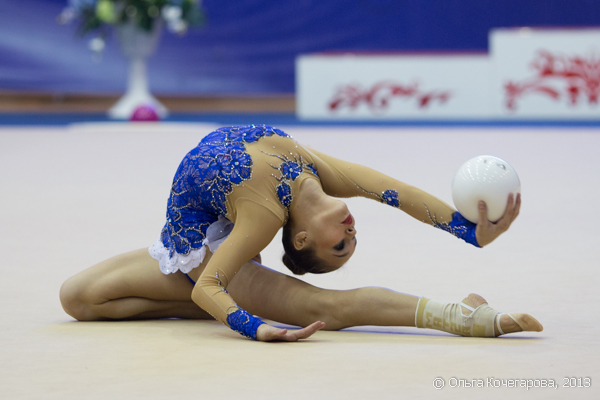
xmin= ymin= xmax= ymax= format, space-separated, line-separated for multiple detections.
xmin=328 ymin=81 xmax=451 ymax=113
xmin=505 ymin=50 xmax=600 ymax=110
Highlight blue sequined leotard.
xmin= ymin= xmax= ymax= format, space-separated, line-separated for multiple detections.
xmin=149 ymin=125 xmax=322 ymax=275
xmin=162 ymin=126 xmax=291 ymax=259
xmin=149 ymin=125 xmax=478 ymax=340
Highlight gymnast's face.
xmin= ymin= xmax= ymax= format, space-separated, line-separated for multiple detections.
xmin=307 ymin=201 xmax=358 ymax=270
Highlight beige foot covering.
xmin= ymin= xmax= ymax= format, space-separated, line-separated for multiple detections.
xmin=415 ymin=297 xmax=522 ymax=337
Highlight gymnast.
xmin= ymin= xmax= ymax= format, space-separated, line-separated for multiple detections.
xmin=60 ymin=125 xmax=543 ymax=341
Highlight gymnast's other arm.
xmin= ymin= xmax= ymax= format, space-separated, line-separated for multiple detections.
xmin=306 ymin=147 xmax=520 ymax=247
xmin=191 ymin=199 xmax=325 ymax=341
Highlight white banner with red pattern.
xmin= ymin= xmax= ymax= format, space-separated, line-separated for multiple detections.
xmin=296 ymin=54 xmax=489 ymax=120
xmin=491 ymin=28 xmax=600 ymax=119
xmin=296 ymin=28 xmax=600 ymax=120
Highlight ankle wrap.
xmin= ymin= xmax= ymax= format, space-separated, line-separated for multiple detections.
xmin=415 ymin=297 xmax=498 ymax=337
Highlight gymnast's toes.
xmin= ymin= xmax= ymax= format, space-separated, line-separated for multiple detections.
xmin=500 ymin=313 xmax=544 ymax=334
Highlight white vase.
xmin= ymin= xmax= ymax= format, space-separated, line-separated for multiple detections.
xmin=108 ymin=19 xmax=168 ymax=119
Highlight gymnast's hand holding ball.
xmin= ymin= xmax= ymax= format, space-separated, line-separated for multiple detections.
xmin=452 ymin=156 xmax=522 ymax=247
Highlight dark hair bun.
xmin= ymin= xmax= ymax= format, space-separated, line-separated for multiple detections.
xmin=282 ymin=252 xmax=306 ymax=275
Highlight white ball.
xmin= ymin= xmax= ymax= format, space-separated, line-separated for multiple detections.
xmin=451 ymin=156 xmax=521 ymax=223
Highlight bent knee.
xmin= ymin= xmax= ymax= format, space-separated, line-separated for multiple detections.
xmin=59 ymin=276 xmax=100 ymax=321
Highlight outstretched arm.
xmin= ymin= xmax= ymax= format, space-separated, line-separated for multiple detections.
xmin=306 ymin=147 xmax=518 ymax=247
xmin=307 ymin=147 xmax=455 ymax=223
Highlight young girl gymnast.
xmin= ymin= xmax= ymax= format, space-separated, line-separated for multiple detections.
xmin=60 ymin=125 xmax=543 ymax=341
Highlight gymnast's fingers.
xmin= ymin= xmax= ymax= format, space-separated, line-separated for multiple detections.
xmin=513 ymin=193 xmax=521 ymax=220
xmin=289 ymin=321 xmax=326 ymax=340
xmin=498 ymin=193 xmax=516 ymax=230
xmin=477 ymin=200 xmax=489 ymax=225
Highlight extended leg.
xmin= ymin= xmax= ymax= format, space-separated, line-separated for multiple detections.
xmin=227 ymin=261 xmax=541 ymax=335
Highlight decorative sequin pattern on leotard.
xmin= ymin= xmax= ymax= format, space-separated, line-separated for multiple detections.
xmin=261 ymin=151 xmax=319 ymax=209
xmin=160 ymin=125 xmax=290 ymax=257
xmin=356 ymin=184 xmax=402 ymax=209
xmin=425 ymin=207 xmax=480 ymax=247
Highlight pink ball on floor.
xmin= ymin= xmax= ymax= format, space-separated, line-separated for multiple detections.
xmin=130 ymin=105 xmax=160 ymax=122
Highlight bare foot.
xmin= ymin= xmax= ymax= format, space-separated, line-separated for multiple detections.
xmin=461 ymin=293 xmax=543 ymax=336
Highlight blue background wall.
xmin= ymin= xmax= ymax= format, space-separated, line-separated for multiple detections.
xmin=1 ymin=0 xmax=598 ymax=95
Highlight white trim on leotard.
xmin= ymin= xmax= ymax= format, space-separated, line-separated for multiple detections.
xmin=149 ymin=215 xmax=234 ymax=275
